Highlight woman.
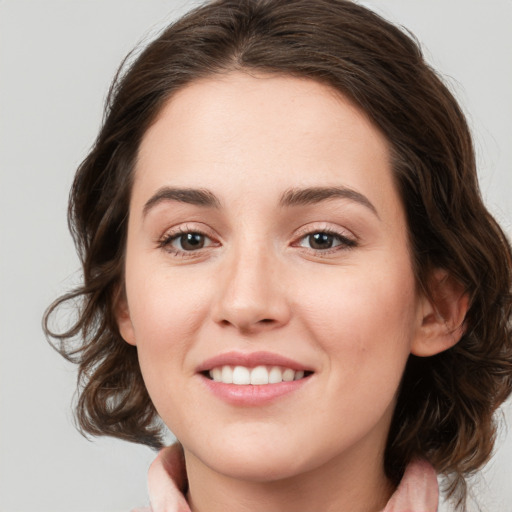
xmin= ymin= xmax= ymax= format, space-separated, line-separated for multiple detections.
xmin=44 ymin=1 xmax=512 ymax=511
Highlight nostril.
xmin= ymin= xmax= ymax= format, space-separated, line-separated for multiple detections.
xmin=221 ymin=317 xmax=278 ymax=335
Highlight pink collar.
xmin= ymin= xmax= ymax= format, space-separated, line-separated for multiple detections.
xmin=135 ymin=447 xmax=438 ymax=512
xmin=381 ymin=459 xmax=438 ymax=512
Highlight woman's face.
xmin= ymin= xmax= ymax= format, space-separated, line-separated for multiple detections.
xmin=118 ymin=72 xmax=429 ymax=482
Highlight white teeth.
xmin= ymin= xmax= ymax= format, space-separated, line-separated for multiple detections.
xmin=211 ymin=367 xmax=222 ymax=382
xmin=232 ymin=366 xmax=251 ymax=385
xmin=250 ymin=365 xmax=269 ymax=385
xmin=282 ymin=368 xmax=295 ymax=382
xmin=268 ymin=366 xmax=283 ymax=384
xmin=208 ymin=365 xmax=308 ymax=385
xmin=221 ymin=365 xmax=233 ymax=384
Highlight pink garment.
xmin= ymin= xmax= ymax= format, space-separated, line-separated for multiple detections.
xmin=382 ymin=459 xmax=438 ymax=512
xmin=133 ymin=446 xmax=438 ymax=512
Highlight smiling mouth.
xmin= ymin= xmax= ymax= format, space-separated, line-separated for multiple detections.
xmin=203 ymin=365 xmax=313 ymax=385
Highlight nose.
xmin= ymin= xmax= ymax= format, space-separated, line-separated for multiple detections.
xmin=211 ymin=243 xmax=291 ymax=334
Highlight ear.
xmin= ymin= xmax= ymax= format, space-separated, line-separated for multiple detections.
xmin=114 ymin=287 xmax=137 ymax=346
xmin=411 ymin=269 xmax=470 ymax=357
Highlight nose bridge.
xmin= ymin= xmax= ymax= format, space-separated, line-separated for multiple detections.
xmin=213 ymin=232 xmax=289 ymax=331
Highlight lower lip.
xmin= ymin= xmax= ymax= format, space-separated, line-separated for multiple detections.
xmin=200 ymin=375 xmax=311 ymax=406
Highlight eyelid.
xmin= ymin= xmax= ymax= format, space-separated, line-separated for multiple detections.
xmin=159 ymin=222 xmax=218 ymax=239
xmin=291 ymin=223 xmax=358 ymax=254
xmin=292 ymin=223 xmax=357 ymax=243
xmin=157 ymin=223 xmax=221 ymax=255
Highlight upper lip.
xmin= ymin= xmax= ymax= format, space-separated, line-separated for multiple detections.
xmin=196 ymin=351 xmax=313 ymax=373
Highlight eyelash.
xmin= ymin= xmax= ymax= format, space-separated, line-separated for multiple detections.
xmin=157 ymin=225 xmax=357 ymax=258
xmin=157 ymin=225 xmax=218 ymax=258
xmin=292 ymin=227 xmax=357 ymax=255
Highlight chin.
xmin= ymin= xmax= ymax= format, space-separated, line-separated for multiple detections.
xmin=182 ymin=431 xmax=326 ymax=483
xmin=162 ymin=412 xmax=313 ymax=483
xmin=209 ymin=451 xmax=309 ymax=482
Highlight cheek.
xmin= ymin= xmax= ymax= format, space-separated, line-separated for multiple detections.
xmin=298 ymin=271 xmax=417 ymax=445
xmin=298 ymin=262 xmax=418 ymax=378
xmin=125 ymin=265 xmax=212 ymax=372
xmin=124 ymin=268 xmax=215 ymax=425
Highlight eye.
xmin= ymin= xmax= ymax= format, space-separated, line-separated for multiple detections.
xmin=170 ymin=232 xmax=211 ymax=251
xmin=297 ymin=231 xmax=356 ymax=251
xmin=158 ymin=229 xmax=217 ymax=254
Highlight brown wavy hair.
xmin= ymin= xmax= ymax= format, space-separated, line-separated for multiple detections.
xmin=44 ymin=0 xmax=512 ymax=505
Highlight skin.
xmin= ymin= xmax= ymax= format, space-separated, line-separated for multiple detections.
xmin=117 ymin=72 xmax=463 ymax=512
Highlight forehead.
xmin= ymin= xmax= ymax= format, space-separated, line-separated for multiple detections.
xmin=134 ymin=72 xmax=400 ymax=218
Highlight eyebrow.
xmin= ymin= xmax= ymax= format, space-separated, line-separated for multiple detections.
xmin=143 ymin=187 xmax=221 ymax=217
xmin=279 ymin=186 xmax=379 ymax=218
xmin=142 ymin=185 xmax=378 ymax=218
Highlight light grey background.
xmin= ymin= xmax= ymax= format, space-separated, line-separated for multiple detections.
xmin=0 ymin=1 xmax=510 ymax=511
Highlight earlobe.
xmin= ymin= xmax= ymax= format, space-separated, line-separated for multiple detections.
xmin=115 ymin=289 xmax=137 ymax=346
xmin=411 ymin=270 xmax=470 ymax=357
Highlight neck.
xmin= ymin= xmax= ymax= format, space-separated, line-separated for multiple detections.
xmin=184 ymin=445 xmax=394 ymax=512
